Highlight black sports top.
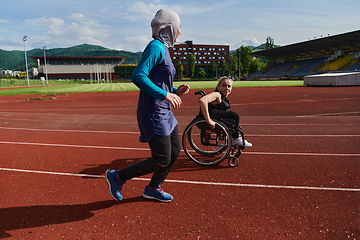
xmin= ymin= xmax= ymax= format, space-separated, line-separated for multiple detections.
xmin=208 ymin=92 xmax=230 ymax=112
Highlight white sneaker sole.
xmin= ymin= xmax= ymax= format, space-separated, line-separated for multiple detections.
xmin=142 ymin=193 xmax=173 ymax=202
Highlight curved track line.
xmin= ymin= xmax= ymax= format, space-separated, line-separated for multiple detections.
xmin=0 ymin=126 xmax=138 ymax=134
xmin=0 ymin=141 xmax=359 ymax=156
xmin=0 ymin=167 xmax=359 ymax=192
xmin=0 ymin=126 xmax=359 ymax=137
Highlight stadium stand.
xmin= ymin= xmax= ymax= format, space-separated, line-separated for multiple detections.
xmin=347 ymin=61 xmax=360 ymax=71
xmin=248 ymin=30 xmax=360 ymax=81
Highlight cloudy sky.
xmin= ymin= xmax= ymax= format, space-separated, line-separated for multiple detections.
xmin=1 ymin=0 xmax=359 ymax=52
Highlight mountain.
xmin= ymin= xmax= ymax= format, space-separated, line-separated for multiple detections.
xmin=0 ymin=43 xmax=281 ymax=71
xmin=0 ymin=44 xmax=142 ymax=71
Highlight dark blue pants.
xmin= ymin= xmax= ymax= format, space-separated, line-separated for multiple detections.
xmin=209 ymin=109 xmax=240 ymax=138
xmin=118 ymin=125 xmax=181 ymax=188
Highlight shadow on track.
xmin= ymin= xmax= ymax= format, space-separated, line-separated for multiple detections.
xmin=78 ymin=155 xmax=229 ymax=178
xmin=0 ymin=197 xmax=149 ymax=239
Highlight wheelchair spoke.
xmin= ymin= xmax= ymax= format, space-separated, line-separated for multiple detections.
xmin=182 ymin=117 xmax=232 ymax=166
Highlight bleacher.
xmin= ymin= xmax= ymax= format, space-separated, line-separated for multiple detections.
xmin=288 ymin=58 xmax=326 ymax=78
xmin=317 ymin=55 xmax=352 ymax=72
xmin=248 ymin=54 xmax=359 ymax=80
xmin=247 ymin=31 xmax=360 ymax=81
xmin=347 ymin=61 xmax=360 ymax=71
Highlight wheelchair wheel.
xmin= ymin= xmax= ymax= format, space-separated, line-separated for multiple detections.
xmin=228 ymin=157 xmax=239 ymax=167
xmin=182 ymin=116 xmax=232 ymax=166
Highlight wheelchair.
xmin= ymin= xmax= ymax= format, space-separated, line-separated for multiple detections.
xmin=182 ymin=91 xmax=246 ymax=167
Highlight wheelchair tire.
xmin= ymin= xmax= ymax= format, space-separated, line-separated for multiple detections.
xmin=182 ymin=116 xmax=232 ymax=166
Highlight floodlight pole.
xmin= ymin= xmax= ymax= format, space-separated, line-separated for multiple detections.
xmin=43 ymin=46 xmax=48 ymax=85
xmin=23 ymin=35 xmax=29 ymax=86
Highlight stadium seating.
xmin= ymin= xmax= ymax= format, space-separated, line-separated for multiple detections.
xmin=247 ymin=55 xmax=359 ymax=80
xmin=318 ymin=55 xmax=352 ymax=72
xmin=346 ymin=61 xmax=360 ymax=71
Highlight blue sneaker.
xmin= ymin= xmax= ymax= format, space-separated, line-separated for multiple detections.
xmin=105 ymin=170 xmax=126 ymax=201
xmin=142 ymin=185 xmax=173 ymax=202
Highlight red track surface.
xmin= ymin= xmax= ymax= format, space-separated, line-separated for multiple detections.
xmin=0 ymin=86 xmax=359 ymax=239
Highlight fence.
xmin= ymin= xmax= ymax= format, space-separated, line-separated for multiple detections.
xmin=0 ymin=79 xmax=91 ymax=88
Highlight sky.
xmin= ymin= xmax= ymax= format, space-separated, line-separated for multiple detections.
xmin=1 ymin=0 xmax=359 ymax=52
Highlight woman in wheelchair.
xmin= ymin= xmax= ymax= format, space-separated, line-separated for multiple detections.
xmin=198 ymin=77 xmax=252 ymax=148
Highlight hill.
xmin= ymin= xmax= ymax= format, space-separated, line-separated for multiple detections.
xmin=0 ymin=44 xmax=142 ymax=71
xmin=1 ymin=43 xmax=281 ymax=71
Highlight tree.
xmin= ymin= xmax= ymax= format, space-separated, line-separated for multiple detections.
xmin=198 ymin=68 xmax=206 ymax=79
xmin=248 ymin=58 xmax=266 ymax=75
xmin=265 ymin=36 xmax=276 ymax=63
xmin=228 ymin=45 xmax=267 ymax=78
xmin=221 ymin=60 xmax=229 ymax=76
xmin=266 ymin=36 xmax=274 ymax=49
xmin=229 ymin=53 xmax=238 ymax=77
xmin=188 ymin=53 xmax=196 ymax=79
xmin=236 ymin=46 xmax=253 ymax=76
xmin=209 ymin=61 xmax=217 ymax=78
xmin=176 ymin=61 xmax=183 ymax=79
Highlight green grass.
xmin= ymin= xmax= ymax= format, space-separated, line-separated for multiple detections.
xmin=177 ymin=80 xmax=304 ymax=89
xmin=0 ymin=80 xmax=304 ymax=96
xmin=0 ymin=79 xmax=91 ymax=88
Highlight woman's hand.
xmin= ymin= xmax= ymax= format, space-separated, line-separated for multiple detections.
xmin=166 ymin=84 xmax=190 ymax=108
xmin=176 ymin=84 xmax=190 ymax=96
xmin=208 ymin=119 xmax=216 ymax=129
xmin=165 ymin=93 xmax=182 ymax=108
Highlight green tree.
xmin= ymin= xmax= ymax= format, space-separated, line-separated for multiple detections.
xmin=209 ymin=61 xmax=217 ymax=78
xmin=266 ymin=36 xmax=274 ymax=49
xmin=176 ymin=61 xmax=183 ymax=79
xmin=198 ymin=68 xmax=206 ymax=79
xmin=229 ymin=45 xmax=267 ymax=78
xmin=188 ymin=53 xmax=196 ymax=79
xmin=265 ymin=36 xmax=276 ymax=63
xmin=229 ymin=53 xmax=238 ymax=77
xmin=221 ymin=59 xmax=229 ymax=76
xmin=248 ymin=58 xmax=266 ymax=75
xmin=237 ymin=46 xmax=253 ymax=76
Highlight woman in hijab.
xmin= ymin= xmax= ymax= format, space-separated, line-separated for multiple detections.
xmin=106 ymin=9 xmax=190 ymax=202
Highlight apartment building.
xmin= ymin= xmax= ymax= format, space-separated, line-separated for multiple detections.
xmin=169 ymin=40 xmax=229 ymax=78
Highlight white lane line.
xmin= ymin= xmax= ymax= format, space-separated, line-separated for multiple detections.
xmin=296 ymin=111 xmax=360 ymax=117
xmin=0 ymin=167 xmax=359 ymax=192
xmin=0 ymin=126 xmax=139 ymax=134
xmin=0 ymin=141 xmax=147 ymax=151
xmin=244 ymin=152 xmax=360 ymax=157
xmin=247 ymin=134 xmax=360 ymax=137
xmin=231 ymin=97 xmax=360 ymax=106
xmin=0 ymin=167 xmax=104 ymax=178
xmin=0 ymin=118 xmax=134 ymax=125
xmin=1 ymin=126 xmax=359 ymax=137
xmin=161 ymin=178 xmax=360 ymax=192
xmin=0 ymin=141 xmax=359 ymax=157
xmin=243 ymin=123 xmax=359 ymax=126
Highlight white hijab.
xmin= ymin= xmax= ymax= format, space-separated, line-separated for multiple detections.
xmin=151 ymin=9 xmax=180 ymax=48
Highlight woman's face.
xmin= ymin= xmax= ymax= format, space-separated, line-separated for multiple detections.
xmin=174 ymin=24 xmax=181 ymax=43
xmin=217 ymin=79 xmax=233 ymax=97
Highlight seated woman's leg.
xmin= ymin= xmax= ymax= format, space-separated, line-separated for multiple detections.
xmin=209 ymin=109 xmax=240 ymax=138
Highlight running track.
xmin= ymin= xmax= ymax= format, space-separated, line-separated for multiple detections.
xmin=0 ymin=86 xmax=359 ymax=239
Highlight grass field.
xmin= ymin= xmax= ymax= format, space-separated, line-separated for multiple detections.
xmin=0 ymin=80 xmax=304 ymax=96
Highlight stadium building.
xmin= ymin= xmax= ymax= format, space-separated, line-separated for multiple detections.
xmin=248 ymin=30 xmax=360 ymax=85
xmin=30 ymin=56 xmax=126 ymax=80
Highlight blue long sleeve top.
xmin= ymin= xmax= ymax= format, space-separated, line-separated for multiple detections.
xmin=131 ymin=39 xmax=178 ymax=142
